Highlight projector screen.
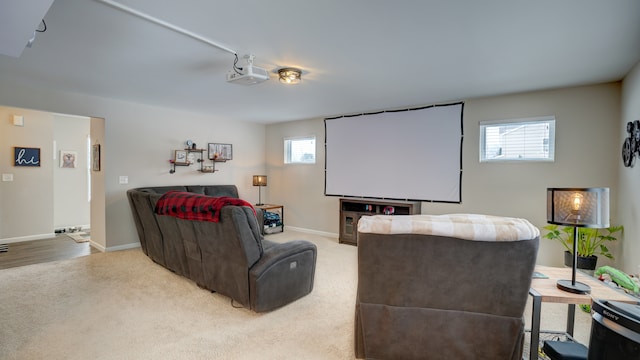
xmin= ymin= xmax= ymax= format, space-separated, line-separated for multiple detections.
xmin=325 ymin=102 xmax=463 ymax=202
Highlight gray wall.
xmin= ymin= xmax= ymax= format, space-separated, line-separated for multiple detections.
xmin=2 ymin=65 xmax=639 ymax=274
xmin=0 ymin=106 xmax=54 ymax=239
xmin=0 ymin=82 xmax=266 ymax=251
xmin=266 ymin=82 xmax=624 ymax=268
xmin=620 ymin=60 xmax=640 ymax=275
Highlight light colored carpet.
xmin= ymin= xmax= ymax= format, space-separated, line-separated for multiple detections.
xmin=0 ymin=231 xmax=358 ymax=360
xmin=0 ymin=230 xmax=591 ymax=360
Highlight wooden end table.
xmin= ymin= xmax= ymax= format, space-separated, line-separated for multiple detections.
xmin=527 ymin=265 xmax=637 ymax=360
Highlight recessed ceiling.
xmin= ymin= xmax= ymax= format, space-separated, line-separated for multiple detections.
xmin=0 ymin=0 xmax=639 ymax=124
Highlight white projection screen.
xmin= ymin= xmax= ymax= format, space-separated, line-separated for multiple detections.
xmin=325 ymin=102 xmax=463 ymax=202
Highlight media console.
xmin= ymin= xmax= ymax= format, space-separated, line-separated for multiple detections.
xmin=339 ymin=198 xmax=421 ymax=245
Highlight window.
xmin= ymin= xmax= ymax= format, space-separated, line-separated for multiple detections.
xmin=284 ymin=136 xmax=316 ymax=164
xmin=480 ymin=116 xmax=555 ymax=162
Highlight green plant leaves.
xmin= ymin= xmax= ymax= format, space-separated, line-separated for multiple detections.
xmin=541 ymin=224 xmax=623 ymax=259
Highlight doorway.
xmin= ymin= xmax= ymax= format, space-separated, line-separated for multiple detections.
xmin=0 ymin=105 xmax=105 ymax=264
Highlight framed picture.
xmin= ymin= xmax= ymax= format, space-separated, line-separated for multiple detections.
xmin=208 ymin=143 xmax=232 ymax=161
xmin=60 ymin=150 xmax=78 ymax=168
xmin=174 ymin=150 xmax=189 ymax=165
xmin=14 ymin=147 xmax=41 ymax=167
xmin=92 ymin=144 xmax=101 ymax=171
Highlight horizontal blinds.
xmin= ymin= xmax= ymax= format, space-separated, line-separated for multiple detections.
xmin=480 ymin=117 xmax=555 ymax=162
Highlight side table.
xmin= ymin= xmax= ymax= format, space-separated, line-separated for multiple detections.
xmin=255 ymin=204 xmax=284 ymax=234
xmin=527 ymin=265 xmax=637 ymax=360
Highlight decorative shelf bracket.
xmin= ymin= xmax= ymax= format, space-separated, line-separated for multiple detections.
xmin=169 ymin=147 xmax=227 ymax=174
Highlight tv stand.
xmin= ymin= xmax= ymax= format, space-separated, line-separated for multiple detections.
xmin=339 ymin=198 xmax=421 ymax=245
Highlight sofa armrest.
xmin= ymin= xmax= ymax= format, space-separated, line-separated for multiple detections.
xmin=249 ymin=240 xmax=317 ymax=312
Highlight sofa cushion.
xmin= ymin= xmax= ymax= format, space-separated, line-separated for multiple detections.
xmin=357 ymin=213 xmax=539 ymax=241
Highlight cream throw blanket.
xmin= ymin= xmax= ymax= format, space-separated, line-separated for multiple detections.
xmin=357 ymin=213 xmax=539 ymax=241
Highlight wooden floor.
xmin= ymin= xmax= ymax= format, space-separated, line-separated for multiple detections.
xmin=0 ymin=235 xmax=100 ymax=270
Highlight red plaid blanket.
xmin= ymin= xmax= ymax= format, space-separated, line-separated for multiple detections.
xmin=155 ymin=191 xmax=255 ymax=222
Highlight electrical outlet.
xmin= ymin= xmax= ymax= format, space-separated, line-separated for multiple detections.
xmin=119 ymin=176 xmax=128 ymax=184
xmin=2 ymin=174 xmax=13 ymax=182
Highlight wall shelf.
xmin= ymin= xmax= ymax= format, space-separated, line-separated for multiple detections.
xmin=170 ymin=148 xmax=223 ymax=174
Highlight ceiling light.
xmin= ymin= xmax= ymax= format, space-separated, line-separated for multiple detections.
xmin=278 ymin=68 xmax=302 ymax=85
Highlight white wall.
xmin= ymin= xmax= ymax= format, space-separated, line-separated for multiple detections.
xmin=0 ymin=81 xmax=266 ymax=250
xmin=266 ymin=83 xmax=622 ymax=267
xmin=53 ymin=114 xmax=90 ymax=230
xmin=620 ymin=59 xmax=640 ymax=275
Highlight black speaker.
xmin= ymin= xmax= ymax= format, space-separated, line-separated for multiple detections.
xmin=589 ymin=299 xmax=640 ymax=359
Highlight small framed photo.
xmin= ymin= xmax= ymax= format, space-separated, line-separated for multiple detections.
xmin=14 ymin=147 xmax=41 ymax=167
xmin=60 ymin=150 xmax=78 ymax=168
xmin=208 ymin=143 xmax=233 ymax=161
xmin=92 ymin=144 xmax=101 ymax=171
xmin=174 ymin=150 xmax=189 ymax=165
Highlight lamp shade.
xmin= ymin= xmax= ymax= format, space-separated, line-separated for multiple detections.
xmin=547 ymin=188 xmax=609 ymax=228
xmin=253 ymin=175 xmax=267 ymax=186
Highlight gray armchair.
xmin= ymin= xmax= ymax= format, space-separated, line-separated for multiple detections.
xmin=354 ymin=214 xmax=539 ymax=360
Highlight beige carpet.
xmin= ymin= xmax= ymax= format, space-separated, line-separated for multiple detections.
xmin=0 ymin=230 xmax=591 ymax=360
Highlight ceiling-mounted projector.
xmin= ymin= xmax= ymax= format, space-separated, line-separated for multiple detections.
xmin=226 ymin=54 xmax=269 ymax=85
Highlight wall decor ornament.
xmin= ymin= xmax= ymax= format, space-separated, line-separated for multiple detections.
xmin=14 ymin=147 xmax=40 ymax=167
xmin=174 ymin=150 xmax=189 ymax=165
xmin=622 ymin=120 xmax=640 ymax=167
xmin=60 ymin=150 xmax=78 ymax=168
xmin=92 ymin=144 xmax=101 ymax=171
xmin=208 ymin=143 xmax=232 ymax=161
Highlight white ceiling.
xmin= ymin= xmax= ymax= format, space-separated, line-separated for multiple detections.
xmin=0 ymin=0 xmax=55 ymax=58
xmin=1 ymin=0 xmax=640 ymax=124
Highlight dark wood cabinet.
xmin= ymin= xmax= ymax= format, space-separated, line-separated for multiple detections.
xmin=339 ymin=198 xmax=421 ymax=245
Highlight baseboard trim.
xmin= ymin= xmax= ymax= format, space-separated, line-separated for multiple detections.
xmin=89 ymin=240 xmax=106 ymax=252
xmin=284 ymin=226 xmax=338 ymax=240
xmin=0 ymin=233 xmax=56 ymax=244
xmin=54 ymin=224 xmax=91 ymax=234
xmin=105 ymin=242 xmax=141 ymax=252
xmin=97 ymin=229 xmax=335 ymax=252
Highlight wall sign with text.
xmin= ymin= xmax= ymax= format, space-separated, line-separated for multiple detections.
xmin=14 ymin=147 xmax=41 ymax=167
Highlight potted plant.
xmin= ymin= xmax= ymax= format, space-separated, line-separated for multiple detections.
xmin=542 ymin=224 xmax=623 ymax=270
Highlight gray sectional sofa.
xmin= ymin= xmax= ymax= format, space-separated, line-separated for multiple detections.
xmin=127 ymin=185 xmax=317 ymax=312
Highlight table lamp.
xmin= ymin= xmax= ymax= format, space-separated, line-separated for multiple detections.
xmin=253 ymin=175 xmax=267 ymax=206
xmin=547 ymin=187 xmax=610 ymax=294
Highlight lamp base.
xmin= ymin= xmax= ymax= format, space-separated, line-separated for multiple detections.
xmin=556 ymin=279 xmax=591 ymax=294
xmin=255 ymin=203 xmax=264 ymax=206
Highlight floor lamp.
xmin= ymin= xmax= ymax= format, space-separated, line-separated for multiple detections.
xmin=253 ymin=175 xmax=267 ymax=206
xmin=547 ymin=187 xmax=610 ymax=294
